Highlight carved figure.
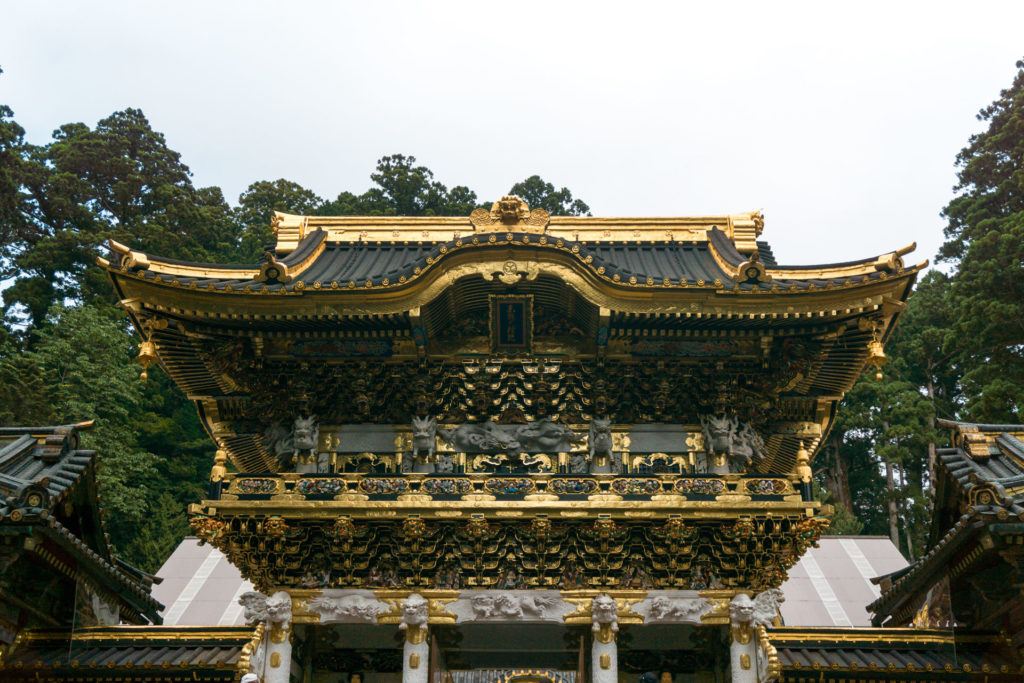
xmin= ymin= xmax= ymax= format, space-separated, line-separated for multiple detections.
xmin=308 ymin=594 xmax=387 ymax=623
xmin=729 ymin=588 xmax=784 ymax=628
xmin=731 ymin=422 xmax=766 ymax=470
xmin=411 ymin=416 xmax=437 ymax=458
xmin=438 ymin=421 xmax=522 ymax=455
xmin=647 ymin=596 xmax=711 ymax=622
xmin=699 ymin=413 xmax=765 ymax=473
xmin=438 ymin=419 xmax=578 ymax=456
xmin=263 ymin=423 xmax=293 ymax=458
xmin=520 ymin=453 xmax=553 ymax=472
xmin=589 ymin=417 xmax=613 ymax=458
xmin=238 ymin=590 xmax=292 ymax=626
xmin=569 ymin=451 xmax=590 ymax=474
xmin=591 ymin=594 xmax=619 ymax=642
xmin=700 ymin=413 xmax=738 ymax=461
xmin=435 ymin=453 xmax=455 ymax=473
xmin=517 ymin=419 xmax=579 ymax=453
xmin=400 ymin=593 xmax=429 ymax=641
xmin=291 ymin=416 xmax=319 ymax=454
xmin=471 ymin=593 xmax=559 ymax=619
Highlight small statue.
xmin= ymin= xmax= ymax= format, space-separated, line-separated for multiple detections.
xmin=435 ymin=452 xmax=455 ymax=474
xmin=589 ymin=417 xmax=613 ymax=459
xmin=700 ymin=413 xmax=738 ymax=473
xmin=411 ymin=416 xmax=437 ymax=458
xmin=560 ymin=561 xmax=581 ymax=589
xmin=497 ymin=567 xmax=521 ymax=590
xmin=568 ymin=451 xmax=590 ymax=474
xmin=291 ymin=416 xmax=319 ymax=455
xmin=367 ymin=566 xmax=384 ymax=587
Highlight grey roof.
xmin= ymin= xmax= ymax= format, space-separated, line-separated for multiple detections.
xmin=0 ymin=626 xmax=254 ymax=681
xmin=768 ymin=627 xmax=1023 ymax=679
xmin=131 ymin=228 xmax=894 ymax=293
xmin=778 ymin=536 xmax=908 ymax=627
xmin=153 ymin=536 xmax=907 ymax=627
xmin=0 ymin=422 xmax=95 ymax=512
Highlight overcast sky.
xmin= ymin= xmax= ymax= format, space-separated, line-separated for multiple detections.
xmin=4 ymin=1 xmax=1023 ymax=266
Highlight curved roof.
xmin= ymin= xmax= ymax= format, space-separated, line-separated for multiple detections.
xmin=104 ymin=225 xmax=920 ymax=297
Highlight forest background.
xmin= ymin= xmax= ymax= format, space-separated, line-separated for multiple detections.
xmin=2 ymin=60 xmax=1023 ymax=571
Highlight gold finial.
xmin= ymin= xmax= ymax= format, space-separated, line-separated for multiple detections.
xmin=210 ymin=449 xmax=228 ymax=483
xmin=795 ymin=440 xmax=812 ymax=483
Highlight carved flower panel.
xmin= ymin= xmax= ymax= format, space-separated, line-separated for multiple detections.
xmin=296 ymin=479 xmax=347 ymax=496
xmin=674 ymin=478 xmax=726 ymax=496
xmin=232 ymin=478 xmax=281 ymax=495
xmin=483 ymin=478 xmax=536 ymax=496
xmin=358 ymin=477 xmax=410 ymax=495
xmin=610 ymin=478 xmax=662 ymax=496
xmin=744 ymin=478 xmax=790 ymax=495
xmin=548 ymin=478 xmax=599 ymax=495
xmin=421 ymin=478 xmax=474 ymax=496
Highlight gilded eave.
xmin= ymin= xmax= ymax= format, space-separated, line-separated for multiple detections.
xmin=103 ymin=235 xmax=922 ymax=322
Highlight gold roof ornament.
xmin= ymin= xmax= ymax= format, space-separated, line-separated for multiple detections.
xmin=470 ymin=195 xmax=551 ymax=232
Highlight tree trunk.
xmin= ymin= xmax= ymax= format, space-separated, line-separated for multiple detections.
xmin=898 ymin=463 xmax=915 ymax=561
xmin=821 ymin=435 xmax=853 ymax=513
xmin=926 ymin=377 xmax=938 ymax=491
xmin=885 ymin=460 xmax=900 ymax=552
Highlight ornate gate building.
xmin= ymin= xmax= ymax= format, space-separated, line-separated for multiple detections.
xmin=2 ymin=198 xmax=1022 ymax=681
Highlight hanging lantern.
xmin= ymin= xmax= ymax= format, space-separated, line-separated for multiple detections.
xmin=137 ymin=340 xmax=157 ymax=382
xmin=865 ymin=337 xmax=886 ymax=381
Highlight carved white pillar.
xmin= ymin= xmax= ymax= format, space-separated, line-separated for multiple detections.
xmin=591 ymin=595 xmax=619 ymax=683
xmin=729 ymin=589 xmax=784 ymax=683
xmin=240 ymin=590 xmax=293 ymax=683
xmin=400 ymin=593 xmax=430 ymax=683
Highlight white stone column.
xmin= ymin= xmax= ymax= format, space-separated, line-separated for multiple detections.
xmin=729 ymin=589 xmax=784 ymax=683
xmin=239 ymin=590 xmax=293 ymax=683
xmin=591 ymin=595 xmax=619 ymax=683
xmin=400 ymin=593 xmax=430 ymax=683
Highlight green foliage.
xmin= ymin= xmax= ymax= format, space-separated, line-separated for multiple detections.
xmin=940 ymin=58 xmax=1024 ymax=422
xmin=320 ymin=154 xmax=480 ymax=218
xmin=509 ymin=175 xmax=591 ymax=216
xmin=3 ymin=108 xmax=238 ymax=326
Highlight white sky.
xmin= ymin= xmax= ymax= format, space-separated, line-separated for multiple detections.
xmin=3 ymin=1 xmax=1023 ymax=266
